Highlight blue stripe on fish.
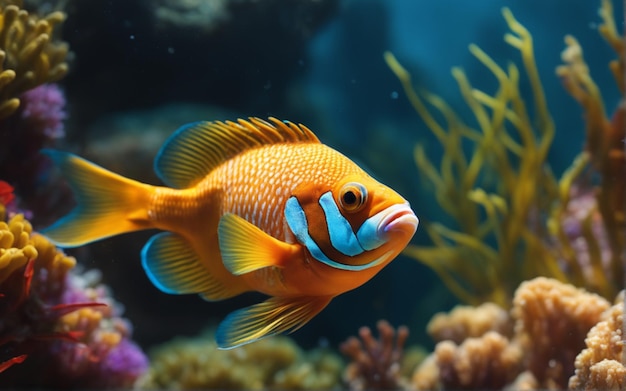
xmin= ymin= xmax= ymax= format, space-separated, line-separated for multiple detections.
xmin=318 ymin=192 xmax=364 ymax=256
xmin=356 ymin=213 xmax=387 ymax=251
xmin=284 ymin=196 xmax=387 ymax=271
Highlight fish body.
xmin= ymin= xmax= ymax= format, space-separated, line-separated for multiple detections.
xmin=43 ymin=118 xmax=418 ymax=348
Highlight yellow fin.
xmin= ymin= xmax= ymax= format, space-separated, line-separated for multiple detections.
xmin=155 ymin=117 xmax=320 ymax=188
xmin=142 ymin=232 xmax=246 ymax=300
xmin=218 ymin=213 xmax=299 ymax=275
xmin=215 ymin=295 xmax=332 ymax=349
xmin=41 ymin=150 xmax=151 ymax=247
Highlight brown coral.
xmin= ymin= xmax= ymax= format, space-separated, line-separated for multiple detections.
xmin=512 ymin=277 xmax=611 ymax=388
xmin=340 ymin=320 xmax=410 ymax=390
xmin=569 ymin=293 xmax=625 ymax=390
xmin=411 ymin=277 xmax=616 ymax=390
xmin=427 ymin=302 xmax=512 ymax=344
xmin=430 ymin=331 xmax=523 ymax=390
xmin=0 ymin=1 xmax=69 ymax=118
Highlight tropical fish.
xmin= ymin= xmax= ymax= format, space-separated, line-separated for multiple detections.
xmin=42 ymin=117 xmax=418 ymax=349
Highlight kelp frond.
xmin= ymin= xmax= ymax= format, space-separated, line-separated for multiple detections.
xmin=387 ymin=2 xmax=625 ymax=305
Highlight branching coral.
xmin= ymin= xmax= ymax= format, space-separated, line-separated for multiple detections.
xmin=138 ymin=329 xmax=342 ymax=390
xmin=340 ymin=320 xmax=410 ymax=390
xmin=386 ymin=0 xmax=626 ymax=305
xmin=410 ymin=277 xmax=620 ymax=390
xmin=0 ymin=1 xmax=68 ymax=119
xmin=0 ymin=203 xmax=147 ymax=388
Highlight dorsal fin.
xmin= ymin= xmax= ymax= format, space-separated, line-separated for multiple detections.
xmin=154 ymin=117 xmax=320 ymax=188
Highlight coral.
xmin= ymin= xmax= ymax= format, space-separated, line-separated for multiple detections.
xmin=340 ymin=320 xmax=411 ymax=390
xmin=511 ymin=277 xmax=610 ymax=388
xmin=138 ymin=329 xmax=342 ymax=390
xmin=0 ymin=1 xmax=71 ymax=223
xmin=410 ymin=277 xmax=619 ymax=390
xmin=0 ymin=1 xmax=68 ymax=119
xmin=426 ymin=302 xmax=512 ymax=344
xmin=0 ymin=204 xmax=147 ymax=388
xmin=18 ymin=82 xmax=65 ymax=138
xmin=387 ymin=0 xmax=626 ymax=305
xmin=568 ymin=292 xmax=625 ymax=390
xmin=432 ymin=331 xmax=523 ymax=390
xmin=0 ymin=82 xmax=70 ymax=225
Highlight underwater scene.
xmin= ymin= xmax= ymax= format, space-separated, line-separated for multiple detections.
xmin=0 ymin=0 xmax=625 ymax=389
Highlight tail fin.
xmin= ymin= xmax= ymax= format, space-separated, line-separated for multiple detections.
xmin=42 ymin=150 xmax=154 ymax=247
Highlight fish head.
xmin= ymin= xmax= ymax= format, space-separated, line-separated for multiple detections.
xmin=285 ymin=173 xmax=419 ymax=273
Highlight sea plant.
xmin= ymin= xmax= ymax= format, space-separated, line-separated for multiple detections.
xmin=385 ymin=0 xmax=624 ymax=305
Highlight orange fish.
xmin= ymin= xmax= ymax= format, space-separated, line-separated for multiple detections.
xmin=42 ymin=117 xmax=418 ymax=349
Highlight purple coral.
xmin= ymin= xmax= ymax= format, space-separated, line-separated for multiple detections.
xmin=19 ymin=84 xmax=67 ymax=140
xmin=43 ymin=269 xmax=149 ymax=388
xmin=340 ymin=319 xmax=410 ymax=390
xmin=0 ymin=83 xmax=71 ymax=225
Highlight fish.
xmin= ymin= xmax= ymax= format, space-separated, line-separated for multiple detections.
xmin=42 ymin=117 xmax=419 ymax=349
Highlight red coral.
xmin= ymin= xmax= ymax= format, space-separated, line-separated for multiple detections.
xmin=340 ymin=319 xmax=410 ymax=390
xmin=0 ymin=181 xmax=14 ymax=206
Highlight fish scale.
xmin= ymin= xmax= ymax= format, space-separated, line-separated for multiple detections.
xmin=207 ymin=142 xmax=363 ymax=241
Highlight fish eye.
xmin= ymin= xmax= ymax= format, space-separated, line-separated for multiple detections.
xmin=338 ymin=182 xmax=367 ymax=213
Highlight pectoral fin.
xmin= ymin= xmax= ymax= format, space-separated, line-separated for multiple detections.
xmin=218 ymin=213 xmax=300 ymax=275
xmin=215 ymin=295 xmax=332 ymax=349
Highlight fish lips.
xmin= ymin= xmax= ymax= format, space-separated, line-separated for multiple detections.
xmin=380 ymin=202 xmax=419 ymax=236
xmin=356 ymin=202 xmax=418 ymax=252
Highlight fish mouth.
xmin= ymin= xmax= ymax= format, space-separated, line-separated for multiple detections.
xmin=381 ymin=202 xmax=419 ymax=235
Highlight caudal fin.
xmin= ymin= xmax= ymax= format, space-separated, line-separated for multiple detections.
xmin=42 ymin=150 xmax=154 ymax=247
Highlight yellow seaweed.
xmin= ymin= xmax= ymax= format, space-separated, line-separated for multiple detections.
xmin=387 ymin=2 xmax=625 ymax=305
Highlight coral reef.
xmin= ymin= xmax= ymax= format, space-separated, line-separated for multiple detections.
xmin=0 ymin=202 xmax=147 ymax=388
xmin=0 ymin=81 xmax=72 ymax=227
xmin=410 ymin=277 xmax=619 ymax=390
xmin=386 ymin=0 xmax=625 ymax=305
xmin=569 ymin=292 xmax=625 ymax=390
xmin=0 ymin=1 xmax=71 ymax=225
xmin=138 ymin=329 xmax=343 ymax=390
xmin=0 ymin=0 xmax=69 ymax=119
xmin=340 ymin=320 xmax=411 ymax=390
